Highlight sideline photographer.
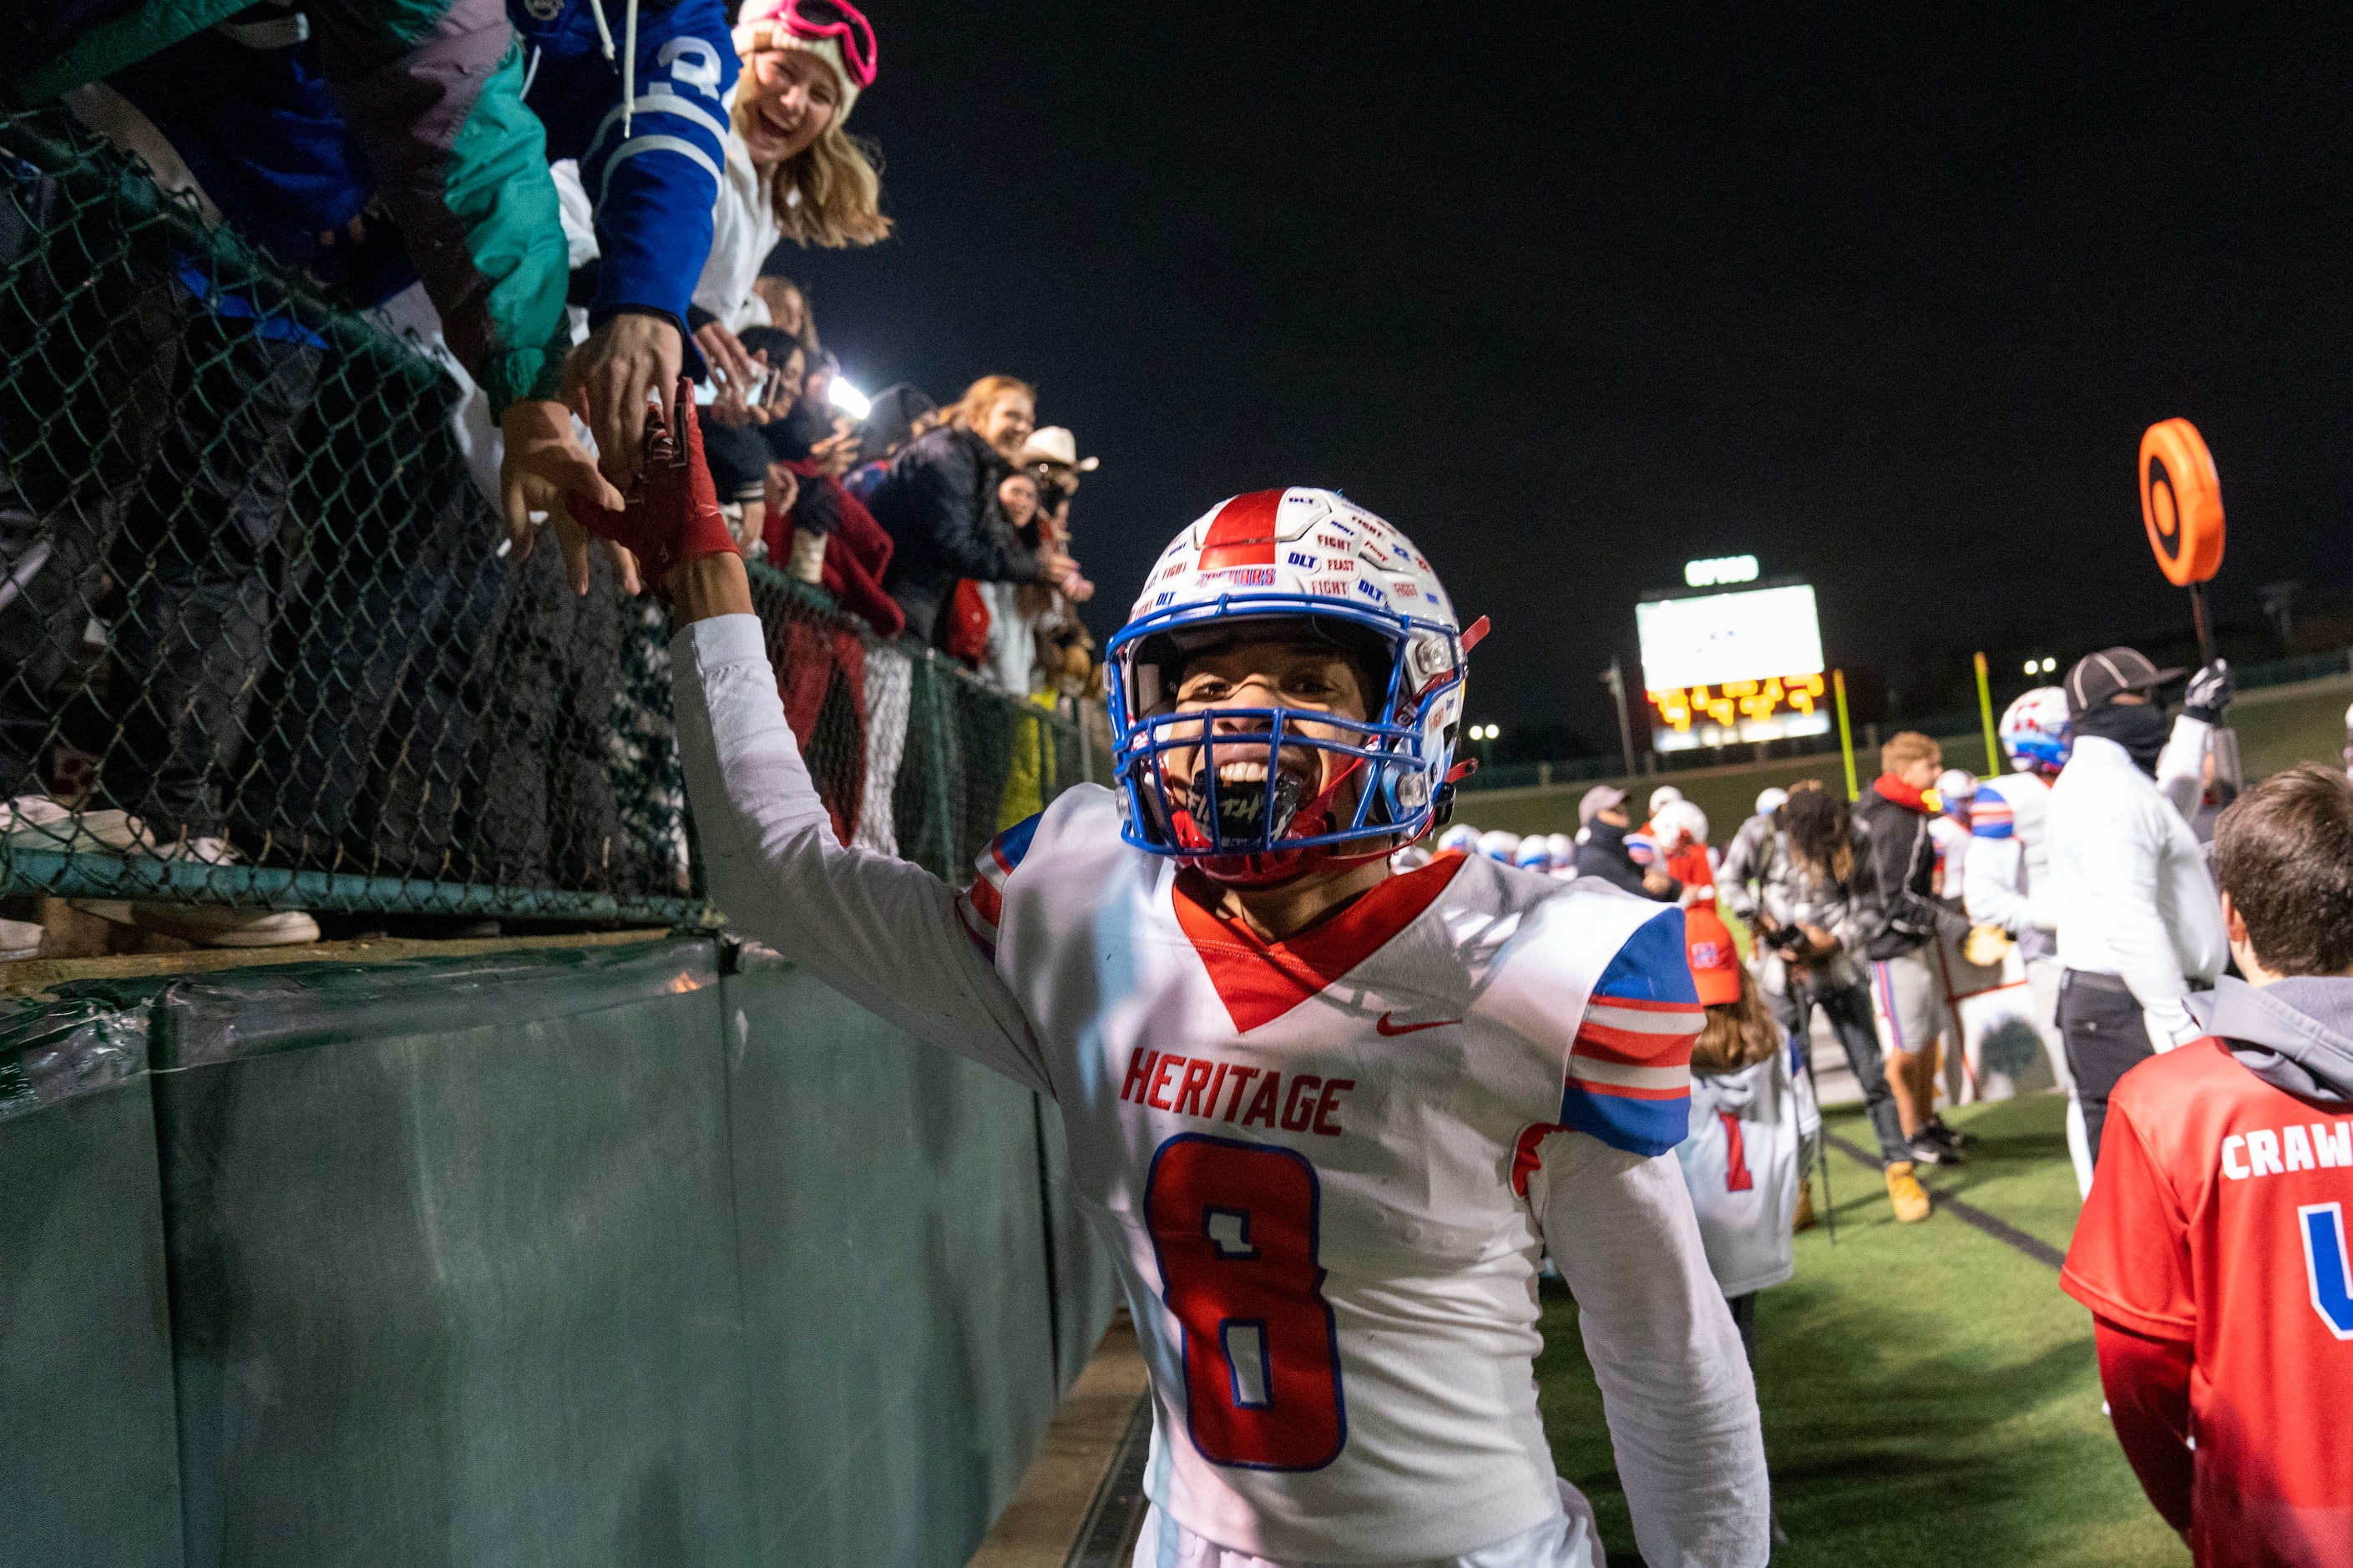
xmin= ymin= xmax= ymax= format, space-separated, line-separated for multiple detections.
xmin=1721 ymin=781 xmax=1931 ymax=1222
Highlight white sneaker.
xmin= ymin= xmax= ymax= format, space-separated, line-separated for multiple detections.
xmin=117 ymin=901 xmax=321 ymax=948
xmin=72 ymin=836 xmax=321 ymax=948
xmin=0 ymin=915 xmax=43 ymax=959
xmin=1 ymin=794 xmax=154 ymax=854
xmin=151 ymin=834 xmax=241 ymax=865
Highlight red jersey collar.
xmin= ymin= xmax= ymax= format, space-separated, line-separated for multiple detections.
xmin=1173 ymin=851 xmax=1469 ymax=1034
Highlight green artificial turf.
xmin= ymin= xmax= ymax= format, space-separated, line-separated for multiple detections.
xmin=1534 ymin=1092 xmax=2189 ymax=1566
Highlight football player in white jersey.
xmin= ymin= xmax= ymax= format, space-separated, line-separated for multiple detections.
xmin=1671 ymin=907 xmax=1818 ymax=1550
xmin=577 ymin=397 xmax=1769 ymax=1568
xmin=1672 ymin=908 xmax=1819 ymax=1337
xmin=1964 ymin=686 xmax=2091 ymax=1192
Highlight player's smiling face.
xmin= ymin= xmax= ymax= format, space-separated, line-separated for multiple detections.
xmin=1159 ymin=637 xmax=1370 ymax=806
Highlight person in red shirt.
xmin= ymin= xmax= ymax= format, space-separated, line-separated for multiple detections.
xmin=1650 ymin=797 xmax=1719 ymax=914
xmin=2062 ymin=762 xmax=2353 ymax=1565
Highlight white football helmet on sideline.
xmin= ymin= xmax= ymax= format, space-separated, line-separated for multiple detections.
xmin=1436 ymin=822 xmax=1480 ymax=856
xmin=1652 ymin=798 xmax=1708 ymax=850
xmin=1106 ymin=488 xmax=1484 ymax=884
xmin=2000 ymin=686 xmax=2071 ymax=773
xmin=1478 ymin=830 xmax=1522 ymax=863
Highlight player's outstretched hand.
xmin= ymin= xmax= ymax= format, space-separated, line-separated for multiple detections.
xmin=565 ymin=377 xmax=739 ymax=595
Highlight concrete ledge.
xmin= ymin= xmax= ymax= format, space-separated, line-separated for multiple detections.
xmin=969 ymin=1312 xmax=1153 ymax=1568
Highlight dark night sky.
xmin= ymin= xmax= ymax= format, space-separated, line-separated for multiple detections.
xmin=787 ymin=4 xmax=2353 ymax=743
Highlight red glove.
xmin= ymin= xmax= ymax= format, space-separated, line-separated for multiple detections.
xmin=567 ymin=377 xmax=739 ymax=588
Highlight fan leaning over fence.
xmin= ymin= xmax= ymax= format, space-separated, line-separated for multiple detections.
xmin=0 ymin=111 xmax=1080 ymax=956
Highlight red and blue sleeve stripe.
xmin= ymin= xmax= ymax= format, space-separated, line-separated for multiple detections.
xmin=1560 ymin=907 xmax=1702 ymax=1157
xmin=954 ymin=812 xmax=1043 ymax=960
xmin=1970 ymin=785 xmax=2016 ymax=839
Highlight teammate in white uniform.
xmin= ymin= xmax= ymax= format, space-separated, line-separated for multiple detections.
xmin=1928 ymin=768 xmax=1976 ymax=904
xmin=1963 ymin=687 xmax=2091 ymax=1192
xmin=1671 ymin=906 xmax=1817 ymax=1551
xmin=579 ymin=407 xmax=1768 ymax=1568
xmin=1480 ymin=827 xmax=1526 ymax=864
xmin=1672 ymin=908 xmax=1819 ymax=1324
xmin=1546 ymin=832 xmax=1577 ymax=881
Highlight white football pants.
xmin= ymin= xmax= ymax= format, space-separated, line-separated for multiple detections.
xmin=1130 ymin=1478 xmax=1602 ymax=1568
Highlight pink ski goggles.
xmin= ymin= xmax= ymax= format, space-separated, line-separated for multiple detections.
xmin=743 ymin=0 xmax=878 ymax=88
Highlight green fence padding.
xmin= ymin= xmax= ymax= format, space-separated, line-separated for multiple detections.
xmin=151 ymin=938 xmax=762 ymax=1567
xmin=144 ymin=936 xmax=718 ymax=1068
xmin=4 ymin=936 xmax=1105 ymax=1567
xmin=721 ymin=953 xmax=1060 ymax=1568
xmin=0 ymin=996 xmax=183 ymax=1568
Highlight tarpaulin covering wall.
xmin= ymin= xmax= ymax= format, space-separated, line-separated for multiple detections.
xmin=0 ymin=937 xmax=1116 ymax=1568
xmin=0 ymin=991 xmax=182 ymax=1568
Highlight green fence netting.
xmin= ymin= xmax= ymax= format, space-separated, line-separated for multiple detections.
xmin=0 ymin=107 xmax=1084 ymax=930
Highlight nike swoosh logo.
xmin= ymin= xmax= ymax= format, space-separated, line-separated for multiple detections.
xmin=1375 ymin=1012 xmax=1460 ymax=1036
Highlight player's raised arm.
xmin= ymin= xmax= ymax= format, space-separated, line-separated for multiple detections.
xmin=1534 ymin=1131 xmax=1769 ymax=1566
xmin=1519 ymin=905 xmax=1770 ymax=1565
xmin=578 ymin=385 xmax=1050 ymax=1094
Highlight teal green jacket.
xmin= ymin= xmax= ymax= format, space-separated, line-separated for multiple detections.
xmin=14 ymin=0 xmax=569 ymax=414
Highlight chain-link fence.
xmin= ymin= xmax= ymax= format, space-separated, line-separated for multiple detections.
xmin=742 ymin=561 xmax=1091 ymax=884
xmin=0 ymin=106 xmax=1085 ymax=940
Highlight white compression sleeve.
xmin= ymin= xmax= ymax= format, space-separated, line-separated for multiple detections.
xmin=1532 ymin=1130 xmax=1769 ymax=1568
xmin=671 ymin=614 xmax=1052 ymax=1094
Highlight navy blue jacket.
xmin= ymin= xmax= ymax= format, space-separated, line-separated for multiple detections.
xmin=866 ymin=426 xmax=1044 ymax=646
xmin=110 ymin=7 xmax=415 ymax=304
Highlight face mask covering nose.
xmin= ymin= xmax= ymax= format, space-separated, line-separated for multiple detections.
xmin=2073 ymin=701 xmax=2170 ymax=776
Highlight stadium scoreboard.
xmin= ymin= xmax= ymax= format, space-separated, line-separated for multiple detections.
xmin=1636 ymin=578 xmax=1829 ymax=752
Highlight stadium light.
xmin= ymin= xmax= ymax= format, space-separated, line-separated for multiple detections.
xmin=2042 ymin=656 xmax=2057 ymax=672
xmin=1683 ymin=554 xmax=1759 ymax=588
xmin=828 ymin=377 xmax=873 ymax=421
xmin=2023 ymin=660 xmax=2037 ymax=675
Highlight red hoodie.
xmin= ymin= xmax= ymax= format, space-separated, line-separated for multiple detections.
xmin=782 ymin=460 xmax=904 ymax=640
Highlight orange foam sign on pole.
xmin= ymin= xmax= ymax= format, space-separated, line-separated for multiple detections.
xmin=2138 ymin=416 xmax=2239 ymax=789
xmin=2138 ymin=417 xmax=2225 ymax=586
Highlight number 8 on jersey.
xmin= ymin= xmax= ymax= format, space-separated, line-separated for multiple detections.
xmin=1146 ymin=1135 xmax=1347 ymax=1470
